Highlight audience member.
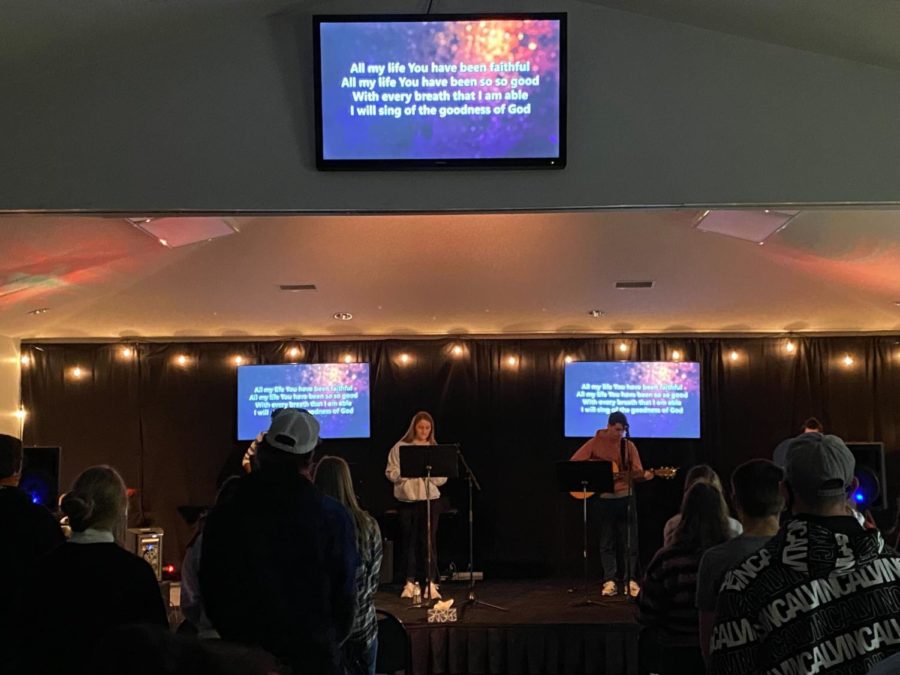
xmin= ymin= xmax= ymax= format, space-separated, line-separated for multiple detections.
xmin=0 ymin=434 xmax=64 ymax=639
xmin=315 ymin=456 xmax=383 ymax=675
xmin=709 ymin=434 xmax=900 ymax=675
xmin=9 ymin=465 xmax=168 ymax=675
xmin=200 ymin=409 xmax=358 ymax=675
xmin=696 ymin=459 xmax=783 ymax=659
xmin=772 ymin=416 xmax=823 ymax=468
xmin=638 ymin=482 xmax=732 ymax=674
xmin=663 ymin=464 xmax=742 ymax=546
xmin=179 ymin=476 xmax=241 ymax=639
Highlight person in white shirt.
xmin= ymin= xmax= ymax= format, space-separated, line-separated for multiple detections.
xmin=385 ymin=411 xmax=447 ymax=600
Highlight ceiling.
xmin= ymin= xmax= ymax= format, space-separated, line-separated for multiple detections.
xmin=2 ymin=210 xmax=899 ymax=340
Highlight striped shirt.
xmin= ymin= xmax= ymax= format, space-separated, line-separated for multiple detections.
xmin=350 ymin=513 xmax=383 ymax=649
xmin=638 ymin=545 xmax=704 ymax=641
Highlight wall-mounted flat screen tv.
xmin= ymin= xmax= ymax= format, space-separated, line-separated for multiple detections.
xmin=314 ymin=13 xmax=566 ymax=169
xmin=564 ymin=361 xmax=702 ymax=439
xmin=237 ymin=363 xmax=371 ymax=440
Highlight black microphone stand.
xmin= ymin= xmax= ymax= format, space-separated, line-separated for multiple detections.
xmin=456 ymin=445 xmax=507 ymax=612
xmin=622 ymin=427 xmax=638 ymax=602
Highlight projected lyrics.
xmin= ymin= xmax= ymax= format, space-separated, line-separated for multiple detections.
xmin=575 ymin=383 xmax=689 ymax=416
xmin=248 ymin=385 xmax=359 ymax=417
xmin=341 ymin=60 xmax=539 ymax=119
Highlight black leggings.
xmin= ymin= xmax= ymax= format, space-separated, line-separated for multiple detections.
xmin=397 ymin=498 xmax=445 ymax=583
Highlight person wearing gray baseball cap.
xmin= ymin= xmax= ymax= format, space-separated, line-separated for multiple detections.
xmin=200 ymin=409 xmax=359 ymax=675
xmin=708 ymin=433 xmax=900 ymax=675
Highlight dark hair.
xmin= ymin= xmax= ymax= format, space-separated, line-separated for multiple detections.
xmin=672 ymin=482 xmax=731 ymax=553
xmin=683 ymin=464 xmax=723 ymax=493
xmin=608 ymin=411 xmax=628 ymax=427
xmin=802 ymin=417 xmax=823 ymax=432
xmin=255 ymin=438 xmax=314 ymax=472
xmin=731 ymin=459 xmax=784 ymax=518
xmin=0 ymin=433 xmax=23 ymax=479
xmin=60 ymin=465 xmax=127 ymax=532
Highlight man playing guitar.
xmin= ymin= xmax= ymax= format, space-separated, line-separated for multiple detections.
xmin=570 ymin=411 xmax=652 ymax=597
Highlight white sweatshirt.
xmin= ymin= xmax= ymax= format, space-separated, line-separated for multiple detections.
xmin=385 ymin=441 xmax=448 ymax=502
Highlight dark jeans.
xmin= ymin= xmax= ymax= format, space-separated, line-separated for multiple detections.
xmin=595 ymin=496 xmax=638 ymax=583
xmin=397 ymin=499 xmax=443 ymax=582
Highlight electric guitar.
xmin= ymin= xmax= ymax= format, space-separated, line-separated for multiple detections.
xmin=569 ymin=463 xmax=678 ymax=500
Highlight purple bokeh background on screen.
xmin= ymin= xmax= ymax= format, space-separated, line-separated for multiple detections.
xmin=318 ymin=18 xmax=561 ymax=160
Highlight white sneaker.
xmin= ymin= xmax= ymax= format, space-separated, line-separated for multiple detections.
xmin=601 ymin=581 xmax=617 ymax=597
xmin=427 ymin=582 xmax=442 ymax=600
xmin=628 ymin=580 xmax=641 ymax=598
xmin=400 ymin=581 xmax=418 ymax=599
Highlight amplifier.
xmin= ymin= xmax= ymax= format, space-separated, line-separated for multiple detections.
xmin=125 ymin=528 xmax=164 ymax=580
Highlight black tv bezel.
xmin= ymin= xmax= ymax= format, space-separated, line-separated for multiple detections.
xmin=312 ymin=12 xmax=567 ymax=171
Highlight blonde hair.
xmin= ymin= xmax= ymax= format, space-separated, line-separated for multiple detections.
xmin=60 ymin=465 xmax=127 ymax=534
xmin=400 ymin=411 xmax=436 ymax=445
xmin=314 ymin=456 xmax=374 ymax=551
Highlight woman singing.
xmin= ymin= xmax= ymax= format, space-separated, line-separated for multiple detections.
xmin=385 ymin=411 xmax=446 ymax=600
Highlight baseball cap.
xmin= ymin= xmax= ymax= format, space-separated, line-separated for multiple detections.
xmin=264 ymin=408 xmax=320 ymax=455
xmin=785 ymin=433 xmax=855 ymax=501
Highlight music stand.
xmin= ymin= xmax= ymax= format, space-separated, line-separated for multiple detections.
xmin=399 ymin=444 xmax=458 ymax=605
xmin=556 ymin=461 xmax=614 ymax=607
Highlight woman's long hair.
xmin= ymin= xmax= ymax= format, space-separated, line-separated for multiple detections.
xmin=314 ymin=456 xmax=374 ymax=551
xmin=400 ymin=411 xmax=436 ymax=445
xmin=683 ymin=464 xmax=723 ymax=493
xmin=672 ymin=482 xmax=731 ymax=553
xmin=60 ymin=465 xmax=128 ymax=538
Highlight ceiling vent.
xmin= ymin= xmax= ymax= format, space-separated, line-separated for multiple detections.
xmin=126 ymin=217 xmax=240 ymax=248
xmin=615 ymin=280 xmax=654 ymax=289
xmin=694 ymin=209 xmax=799 ymax=244
xmin=279 ymin=284 xmax=317 ymax=292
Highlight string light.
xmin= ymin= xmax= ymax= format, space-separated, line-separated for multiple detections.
xmin=71 ymin=366 xmax=84 ymax=379
xmin=176 ymin=355 xmax=188 ymax=367
xmin=564 ymin=355 xmax=574 ymax=364
xmin=233 ymin=355 xmax=244 ymax=366
xmin=14 ymin=408 xmax=27 ymax=421
xmin=120 ymin=346 xmax=134 ymax=359
xmin=672 ymin=350 xmax=682 ymax=361
xmin=399 ymin=353 xmax=411 ymax=365
xmin=618 ymin=341 xmax=628 ymax=353
xmin=729 ymin=350 xmax=739 ymax=362
xmin=843 ymin=354 xmax=855 ymax=367
xmin=20 ymin=354 xmax=30 ymax=366
xmin=506 ymin=356 xmax=518 ymax=367
xmin=342 ymin=354 xmax=354 ymax=364
xmin=451 ymin=344 xmax=464 ymax=357
xmin=785 ymin=341 xmax=796 ymax=354
xmin=287 ymin=346 xmax=301 ymax=360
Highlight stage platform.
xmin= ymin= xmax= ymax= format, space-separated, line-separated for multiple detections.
xmin=375 ymin=580 xmax=640 ymax=675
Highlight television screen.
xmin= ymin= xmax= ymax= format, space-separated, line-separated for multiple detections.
xmin=237 ymin=363 xmax=370 ymax=440
xmin=564 ymin=362 xmax=701 ymax=439
xmin=314 ymin=13 xmax=566 ymax=168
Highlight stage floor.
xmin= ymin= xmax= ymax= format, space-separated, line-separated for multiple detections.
xmin=375 ymin=580 xmax=640 ymax=675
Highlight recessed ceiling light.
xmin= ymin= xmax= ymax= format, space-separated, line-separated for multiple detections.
xmin=334 ymin=312 xmax=353 ymax=321
xmin=27 ymin=308 xmax=50 ymax=315
xmin=588 ymin=309 xmax=605 ymax=318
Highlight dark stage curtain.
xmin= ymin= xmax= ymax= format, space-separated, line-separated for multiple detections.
xmin=20 ymin=336 xmax=900 ymax=575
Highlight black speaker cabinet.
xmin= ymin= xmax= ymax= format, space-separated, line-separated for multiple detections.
xmin=21 ymin=446 xmax=61 ymax=510
xmin=847 ymin=442 xmax=887 ymax=510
